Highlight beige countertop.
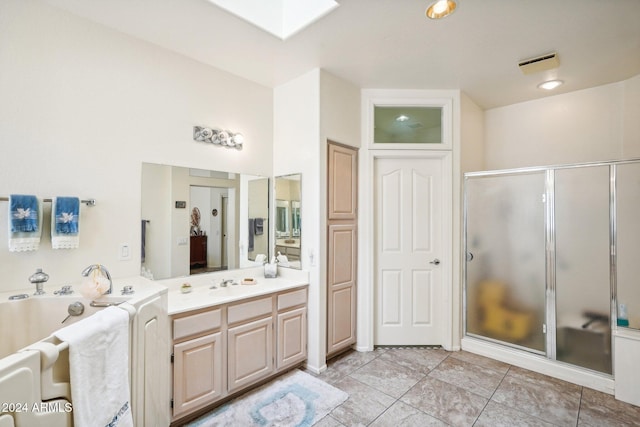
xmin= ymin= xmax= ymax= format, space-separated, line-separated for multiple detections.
xmin=2 ymin=267 xmax=308 ymax=318
xmin=159 ymin=266 xmax=309 ymax=315
xmin=1 ymin=275 xmax=167 ymax=307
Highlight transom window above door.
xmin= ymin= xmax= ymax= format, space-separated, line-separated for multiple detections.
xmin=374 ymin=106 xmax=442 ymax=144
xmin=365 ymin=92 xmax=453 ymax=150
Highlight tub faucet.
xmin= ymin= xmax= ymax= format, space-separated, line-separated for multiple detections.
xmin=29 ymin=268 xmax=49 ymax=295
xmin=81 ymin=264 xmax=112 ymax=295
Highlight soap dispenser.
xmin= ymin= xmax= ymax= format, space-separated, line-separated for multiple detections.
xmin=617 ymin=303 xmax=629 ymax=327
xmin=264 ymin=256 xmax=278 ymax=278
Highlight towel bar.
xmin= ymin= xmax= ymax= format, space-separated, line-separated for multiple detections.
xmin=0 ymin=197 xmax=96 ymax=206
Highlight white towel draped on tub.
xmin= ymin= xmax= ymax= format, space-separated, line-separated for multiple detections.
xmin=54 ymin=306 xmax=133 ymax=427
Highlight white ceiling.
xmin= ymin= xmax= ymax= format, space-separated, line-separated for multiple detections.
xmin=43 ymin=0 xmax=640 ymax=109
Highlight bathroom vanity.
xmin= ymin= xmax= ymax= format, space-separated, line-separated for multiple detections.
xmin=163 ymin=268 xmax=309 ymax=423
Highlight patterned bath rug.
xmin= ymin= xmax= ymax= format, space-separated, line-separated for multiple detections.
xmin=186 ymin=369 xmax=348 ymax=427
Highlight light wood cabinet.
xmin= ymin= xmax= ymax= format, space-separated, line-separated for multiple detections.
xmin=172 ymin=332 xmax=223 ymax=419
xmin=277 ymin=307 xmax=307 ymax=369
xmin=228 ymin=317 xmax=273 ymax=392
xmin=328 ymin=142 xmax=358 ymax=220
xmin=171 ymin=307 xmax=224 ymax=419
xmin=277 ymin=287 xmax=307 ymax=369
xmin=327 ymin=141 xmax=358 ymax=357
xmin=275 ymin=245 xmax=301 ymax=261
xmin=170 ymin=286 xmax=307 ymax=423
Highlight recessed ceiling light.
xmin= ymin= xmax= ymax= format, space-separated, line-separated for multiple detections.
xmin=396 ymin=115 xmax=410 ymax=122
xmin=537 ymin=80 xmax=564 ymax=90
xmin=426 ymin=0 xmax=457 ymax=20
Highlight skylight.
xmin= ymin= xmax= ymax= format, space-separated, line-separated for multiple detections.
xmin=206 ymin=0 xmax=339 ymax=40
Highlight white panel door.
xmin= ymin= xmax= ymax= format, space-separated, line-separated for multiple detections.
xmin=374 ymin=157 xmax=443 ymax=345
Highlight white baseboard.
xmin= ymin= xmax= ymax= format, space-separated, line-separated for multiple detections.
xmin=461 ymin=336 xmax=614 ymax=395
xmin=303 ymin=362 xmax=327 ymax=375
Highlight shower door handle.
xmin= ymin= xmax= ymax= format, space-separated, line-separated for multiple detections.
xmin=467 ymin=252 xmax=474 ymax=262
xmin=430 ymin=259 xmax=440 ymax=266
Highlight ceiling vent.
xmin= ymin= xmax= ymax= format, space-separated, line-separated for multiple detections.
xmin=518 ymin=52 xmax=559 ymax=75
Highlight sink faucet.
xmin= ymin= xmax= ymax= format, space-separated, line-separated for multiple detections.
xmin=81 ymin=264 xmax=112 ymax=295
xmin=220 ymin=279 xmax=234 ymax=287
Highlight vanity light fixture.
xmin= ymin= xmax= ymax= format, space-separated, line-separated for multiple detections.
xmin=193 ymin=126 xmax=244 ymax=149
xmin=537 ymin=79 xmax=564 ymax=90
xmin=426 ymin=0 xmax=457 ymax=19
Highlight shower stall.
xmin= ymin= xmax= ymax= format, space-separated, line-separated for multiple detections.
xmin=464 ymin=159 xmax=640 ymax=376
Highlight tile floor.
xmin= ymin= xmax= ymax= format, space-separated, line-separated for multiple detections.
xmin=307 ymin=347 xmax=640 ymax=427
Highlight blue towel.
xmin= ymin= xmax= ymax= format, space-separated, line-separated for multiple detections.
xmin=10 ymin=194 xmax=39 ymax=232
xmin=141 ymin=220 xmax=148 ymax=262
xmin=254 ymin=218 xmax=264 ymax=235
xmin=54 ymin=197 xmax=79 ymax=234
xmin=248 ymin=218 xmax=255 ymax=252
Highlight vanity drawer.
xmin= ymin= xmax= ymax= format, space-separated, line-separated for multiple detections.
xmin=278 ymin=288 xmax=307 ymax=311
xmin=286 ymin=247 xmax=301 ymax=256
xmin=173 ymin=308 xmax=222 ymax=341
xmin=228 ymin=297 xmax=272 ymax=325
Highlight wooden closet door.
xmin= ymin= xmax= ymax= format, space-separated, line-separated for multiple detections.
xmin=327 ymin=141 xmax=358 ymax=357
xmin=328 ymin=142 xmax=358 ymax=220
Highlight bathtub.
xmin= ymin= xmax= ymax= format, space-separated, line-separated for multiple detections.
xmin=0 ymin=294 xmax=131 ymax=359
xmin=0 ymin=277 xmax=171 ymax=427
xmin=0 ymin=293 xmax=133 ymax=427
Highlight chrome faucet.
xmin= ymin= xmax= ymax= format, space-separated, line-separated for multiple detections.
xmin=81 ymin=264 xmax=112 ymax=295
xmin=54 ymin=285 xmax=74 ymax=295
xmin=29 ymin=268 xmax=49 ymax=295
xmin=220 ymin=278 xmax=234 ymax=287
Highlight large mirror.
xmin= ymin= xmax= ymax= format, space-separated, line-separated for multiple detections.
xmin=274 ymin=174 xmax=301 ymax=269
xmin=141 ymin=163 xmax=269 ymax=280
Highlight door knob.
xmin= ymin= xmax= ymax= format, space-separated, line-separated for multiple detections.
xmin=430 ymin=259 xmax=440 ymax=265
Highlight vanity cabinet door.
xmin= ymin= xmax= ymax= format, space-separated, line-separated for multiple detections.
xmin=172 ymin=332 xmax=223 ymax=419
xmin=227 ymin=317 xmax=273 ymax=393
xmin=277 ymin=307 xmax=307 ymax=369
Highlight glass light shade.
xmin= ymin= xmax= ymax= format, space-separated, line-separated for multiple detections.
xmin=233 ymin=133 xmax=244 ymax=146
xmin=217 ymin=130 xmax=229 ymax=145
xmin=201 ymin=128 xmax=213 ymax=139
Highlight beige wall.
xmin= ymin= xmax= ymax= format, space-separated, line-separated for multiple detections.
xmin=622 ymin=74 xmax=640 ymax=158
xmin=460 ymin=93 xmax=485 ymax=173
xmin=0 ymin=0 xmax=272 ymax=291
xmin=273 ymin=68 xmax=360 ymax=373
xmin=484 ymin=81 xmax=627 ymax=170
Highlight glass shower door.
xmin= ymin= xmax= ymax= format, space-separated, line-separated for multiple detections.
xmin=616 ymin=162 xmax=640 ymax=330
xmin=554 ymin=166 xmax=612 ymax=373
xmin=465 ymin=172 xmax=546 ymax=352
